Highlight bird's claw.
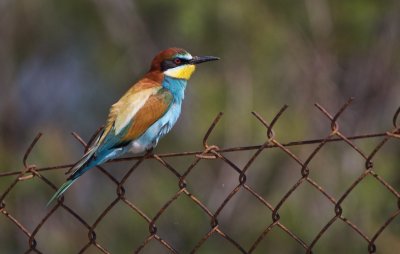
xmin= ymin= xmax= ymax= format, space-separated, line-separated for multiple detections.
xmin=144 ymin=148 xmax=154 ymax=158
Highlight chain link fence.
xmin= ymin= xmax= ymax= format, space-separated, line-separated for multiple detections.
xmin=1 ymin=98 xmax=400 ymax=253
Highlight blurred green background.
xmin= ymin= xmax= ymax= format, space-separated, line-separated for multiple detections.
xmin=1 ymin=0 xmax=400 ymax=253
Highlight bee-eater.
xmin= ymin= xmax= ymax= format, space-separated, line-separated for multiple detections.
xmin=48 ymin=48 xmax=219 ymax=205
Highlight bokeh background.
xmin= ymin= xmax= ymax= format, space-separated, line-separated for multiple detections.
xmin=1 ymin=0 xmax=400 ymax=253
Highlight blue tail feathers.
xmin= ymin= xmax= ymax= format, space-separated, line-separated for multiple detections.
xmin=46 ymin=178 xmax=78 ymax=206
xmin=47 ymin=149 xmax=99 ymax=206
xmin=46 ymin=146 xmax=123 ymax=206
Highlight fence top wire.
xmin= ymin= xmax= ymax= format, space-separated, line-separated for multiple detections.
xmin=1 ymin=98 xmax=400 ymax=253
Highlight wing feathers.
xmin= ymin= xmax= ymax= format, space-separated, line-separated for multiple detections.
xmin=121 ymin=89 xmax=173 ymax=141
xmin=96 ymin=78 xmax=172 ymax=149
xmin=97 ymin=79 xmax=162 ymax=145
xmin=113 ymin=89 xmax=156 ymax=134
xmin=107 ymin=79 xmax=161 ymax=133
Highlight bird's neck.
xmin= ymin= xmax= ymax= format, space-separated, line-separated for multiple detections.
xmin=162 ymin=76 xmax=187 ymax=102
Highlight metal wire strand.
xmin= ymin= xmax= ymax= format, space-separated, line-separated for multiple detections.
xmin=1 ymin=100 xmax=399 ymax=253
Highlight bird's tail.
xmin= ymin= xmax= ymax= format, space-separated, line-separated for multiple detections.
xmin=46 ymin=178 xmax=78 ymax=206
xmin=46 ymin=147 xmax=99 ymax=206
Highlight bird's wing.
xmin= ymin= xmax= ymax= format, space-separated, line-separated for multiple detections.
xmin=120 ymin=88 xmax=173 ymax=142
xmin=97 ymin=79 xmax=173 ymax=149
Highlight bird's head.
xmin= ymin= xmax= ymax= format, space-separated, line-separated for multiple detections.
xmin=150 ymin=48 xmax=219 ymax=80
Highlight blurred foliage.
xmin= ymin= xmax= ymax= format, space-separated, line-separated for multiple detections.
xmin=1 ymin=0 xmax=400 ymax=253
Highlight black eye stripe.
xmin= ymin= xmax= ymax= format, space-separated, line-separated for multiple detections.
xmin=175 ymin=58 xmax=189 ymax=64
xmin=160 ymin=58 xmax=190 ymax=71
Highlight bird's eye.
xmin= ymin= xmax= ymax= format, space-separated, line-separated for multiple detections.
xmin=174 ymin=58 xmax=182 ymax=65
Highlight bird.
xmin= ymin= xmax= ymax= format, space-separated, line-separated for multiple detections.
xmin=47 ymin=47 xmax=219 ymax=205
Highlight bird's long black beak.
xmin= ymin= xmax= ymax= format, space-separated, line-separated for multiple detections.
xmin=190 ymin=56 xmax=220 ymax=64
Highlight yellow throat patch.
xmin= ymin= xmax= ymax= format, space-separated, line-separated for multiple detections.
xmin=164 ymin=64 xmax=196 ymax=80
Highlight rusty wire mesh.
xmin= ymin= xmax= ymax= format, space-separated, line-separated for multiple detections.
xmin=1 ymin=98 xmax=400 ymax=253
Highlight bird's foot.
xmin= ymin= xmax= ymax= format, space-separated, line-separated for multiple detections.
xmin=144 ymin=148 xmax=154 ymax=158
